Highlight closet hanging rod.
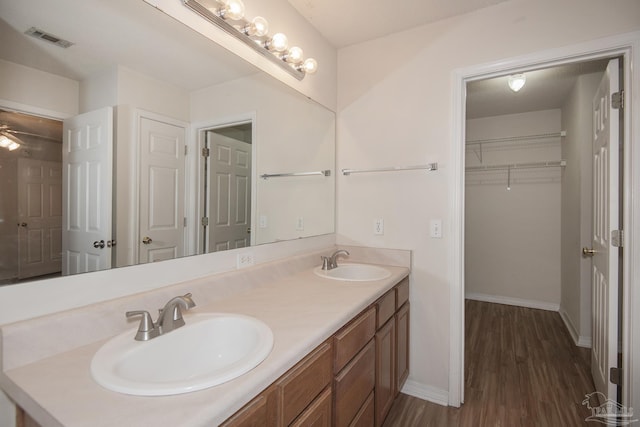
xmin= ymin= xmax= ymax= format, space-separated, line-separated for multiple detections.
xmin=466 ymin=131 xmax=566 ymax=146
xmin=465 ymin=160 xmax=566 ymax=172
xmin=260 ymin=169 xmax=331 ymax=180
xmin=342 ymin=163 xmax=438 ymax=176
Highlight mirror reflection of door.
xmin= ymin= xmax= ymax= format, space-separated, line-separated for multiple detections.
xmin=138 ymin=116 xmax=187 ymax=264
xmin=203 ymin=123 xmax=252 ymax=253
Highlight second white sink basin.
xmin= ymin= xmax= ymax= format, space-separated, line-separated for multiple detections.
xmin=314 ymin=263 xmax=391 ymax=282
xmin=91 ymin=313 xmax=273 ymax=396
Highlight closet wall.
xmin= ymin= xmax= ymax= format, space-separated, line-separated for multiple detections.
xmin=465 ymin=109 xmax=563 ymax=309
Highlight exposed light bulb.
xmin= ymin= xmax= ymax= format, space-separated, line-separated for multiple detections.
xmin=218 ymin=0 xmax=245 ymax=20
xmin=8 ymin=141 xmax=20 ymax=151
xmin=508 ymin=74 xmax=526 ymax=92
xmin=250 ymin=16 xmax=269 ymax=37
xmin=285 ymin=46 xmax=304 ymax=64
xmin=268 ymin=33 xmax=288 ymax=52
xmin=302 ymin=58 xmax=318 ymax=74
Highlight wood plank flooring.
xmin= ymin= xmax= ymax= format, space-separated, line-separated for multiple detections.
xmin=383 ymin=300 xmax=595 ymax=426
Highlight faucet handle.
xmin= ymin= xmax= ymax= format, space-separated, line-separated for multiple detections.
xmin=126 ymin=310 xmax=159 ymax=341
xmin=320 ymin=256 xmax=330 ymax=270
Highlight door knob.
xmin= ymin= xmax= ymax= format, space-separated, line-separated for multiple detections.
xmin=18 ymin=223 xmax=27 ymax=227
xmin=582 ymin=247 xmax=596 ymax=257
xmin=107 ymin=240 xmax=117 ymax=248
xmin=142 ymin=236 xmax=153 ymax=245
xmin=93 ymin=240 xmax=106 ymax=249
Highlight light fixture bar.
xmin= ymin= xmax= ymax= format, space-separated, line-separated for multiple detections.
xmin=182 ymin=0 xmax=305 ymax=80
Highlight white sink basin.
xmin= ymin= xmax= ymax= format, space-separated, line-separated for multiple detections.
xmin=314 ymin=263 xmax=391 ymax=282
xmin=91 ymin=313 xmax=273 ymax=396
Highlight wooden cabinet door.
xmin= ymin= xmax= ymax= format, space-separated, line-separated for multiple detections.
xmin=395 ymin=303 xmax=410 ymax=394
xmin=334 ymin=340 xmax=375 ymax=427
xmin=375 ymin=318 xmax=395 ymax=427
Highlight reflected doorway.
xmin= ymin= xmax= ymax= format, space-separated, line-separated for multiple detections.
xmin=201 ymin=122 xmax=252 ymax=253
xmin=0 ymin=109 xmax=63 ymax=284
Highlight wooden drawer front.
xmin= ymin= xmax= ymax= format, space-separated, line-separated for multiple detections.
xmin=334 ymin=307 xmax=376 ymax=373
xmin=221 ymin=385 xmax=278 ymax=427
xmin=395 ymin=303 xmax=410 ymax=394
xmin=334 ymin=340 xmax=376 ymax=427
xmin=278 ymin=341 xmax=333 ymax=426
xmin=290 ymin=387 xmax=332 ymax=427
xmin=376 ymin=289 xmax=395 ymax=328
xmin=348 ymin=392 xmax=374 ymax=427
xmin=395 ymin=278 xmax=409 ymax=309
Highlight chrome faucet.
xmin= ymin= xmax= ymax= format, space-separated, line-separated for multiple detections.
xmin=126 ymin=293 xmax=196 ymax=341
xmin=321 ymin=249 xmax=350 ymax=270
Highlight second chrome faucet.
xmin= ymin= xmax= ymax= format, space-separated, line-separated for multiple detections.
xmin=321 ymin=249 xmax=350 ymax=270
xmin=126 ymin=293 xmax=196 ymax=341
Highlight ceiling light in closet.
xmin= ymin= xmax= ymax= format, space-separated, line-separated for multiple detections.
xmin=508 ymin=74 xmax=526 ymax=92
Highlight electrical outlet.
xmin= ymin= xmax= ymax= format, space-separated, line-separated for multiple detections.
xmin=430 ymin=219 xmax=442 ymax=238
xmin=296 ymin=217 xmax=304 ymax=231
xmin=236 ymin=252 xmax=255 ymax=269
xmin=259 ymin=215 xmax=268 ymax=228
xmin=374 ymin=218 xmax=384 ymax=235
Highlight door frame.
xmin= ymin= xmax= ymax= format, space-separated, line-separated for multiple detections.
xmin=449 ymin=31 xmax=640 ymax=409
xmin=189 ymin=113 xmax=257 ymax=255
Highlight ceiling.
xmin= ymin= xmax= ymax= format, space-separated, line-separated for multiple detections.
xmin=466 ymin=59 xmax=609 ymax=119
xmin=287 ymin=0 xmax=514 ymax=48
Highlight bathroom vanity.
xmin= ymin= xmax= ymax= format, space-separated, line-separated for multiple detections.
xmin=1 ymin=247 xmax=410 ymax=427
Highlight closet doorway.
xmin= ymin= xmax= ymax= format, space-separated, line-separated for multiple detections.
xmin=463 ymin=57 xmax=623 ymax=401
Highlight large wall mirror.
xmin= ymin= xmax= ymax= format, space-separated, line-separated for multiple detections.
xmin=0 ymin=0 xmax=335 ymax=285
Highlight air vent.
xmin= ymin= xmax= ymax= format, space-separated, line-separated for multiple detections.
xmin=25 ymin=27 xmax=73 ymax=48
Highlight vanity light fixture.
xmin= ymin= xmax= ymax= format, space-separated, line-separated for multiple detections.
xmin=508 ymin=74 xmax=526 ymax=92
xmin=183 ymin=0 xmax=318 ymax=80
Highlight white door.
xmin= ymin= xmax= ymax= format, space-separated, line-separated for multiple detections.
xmin=206 ymin=132 xmax=252 ymax=252
xmin=62 ymin=107 xmax=113 ymax=275
xmin=17 ymin=158 xmax=62 ymax=279
xmin=138 ymin=116 xmax=186 ymax=263
xmin=590 ymin=58 xmax=621 ymax=401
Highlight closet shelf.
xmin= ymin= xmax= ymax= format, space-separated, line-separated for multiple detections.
xmin=466 ymin=131 xmax=566 ymax=146
xmin=465 ymin=160 xmax=566 ymax=172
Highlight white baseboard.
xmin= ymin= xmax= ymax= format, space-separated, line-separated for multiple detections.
xmin=401 ymin=380 xmax=449 ymax=406
xmin=559 ymin=307 xmax=592 ymax=348
xmin=465 ymin=292 xmax=560 ymax=312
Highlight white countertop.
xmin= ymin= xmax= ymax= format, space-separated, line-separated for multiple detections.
xmin=1 ymin=264 xmax=409 ymax=427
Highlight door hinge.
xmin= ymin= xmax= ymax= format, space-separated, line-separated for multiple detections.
xmin=612 ymin=91 xmax=624 ymax=109
xmin=202 ymin=147 xmax=210 ymax=157
xmin=610 ymin=367 xmax=622 ymax=385
xmin=184 ymin=145 xmax=188 ymax=155
xmin=184 ymin=217 xmax=187 ymax=227
xmin=201 ymin=217 xmax=209 ymax=227
xmin=612 ymin=229 xmax=624 ymax=248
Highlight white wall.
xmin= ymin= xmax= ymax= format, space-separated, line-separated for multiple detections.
xmin=0 ymin=59 xmax=79 ymax=118
xmin=336 ymin=0 xmax=640 ymax=400
xmin=560 ymin=72 xmax=602 ymax=346
xmin=465 ymin=110 xmax=562 ymax=308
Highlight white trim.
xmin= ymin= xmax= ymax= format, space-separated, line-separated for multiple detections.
xmin=0 ymin=98 xmax=71 ymax=121
xmin=559 ymin=307 xmax=592 ymax=349
xmin=465 ymin=293 xmax=559 ymax=312
xmin=402 ymin=380 xmax=449 ymax=407
xmin=450 ymin=31 xmax=640 ymax=411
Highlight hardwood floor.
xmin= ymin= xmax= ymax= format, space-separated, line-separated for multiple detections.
xmin=383 ymin=300 xmax=595 ymax=426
